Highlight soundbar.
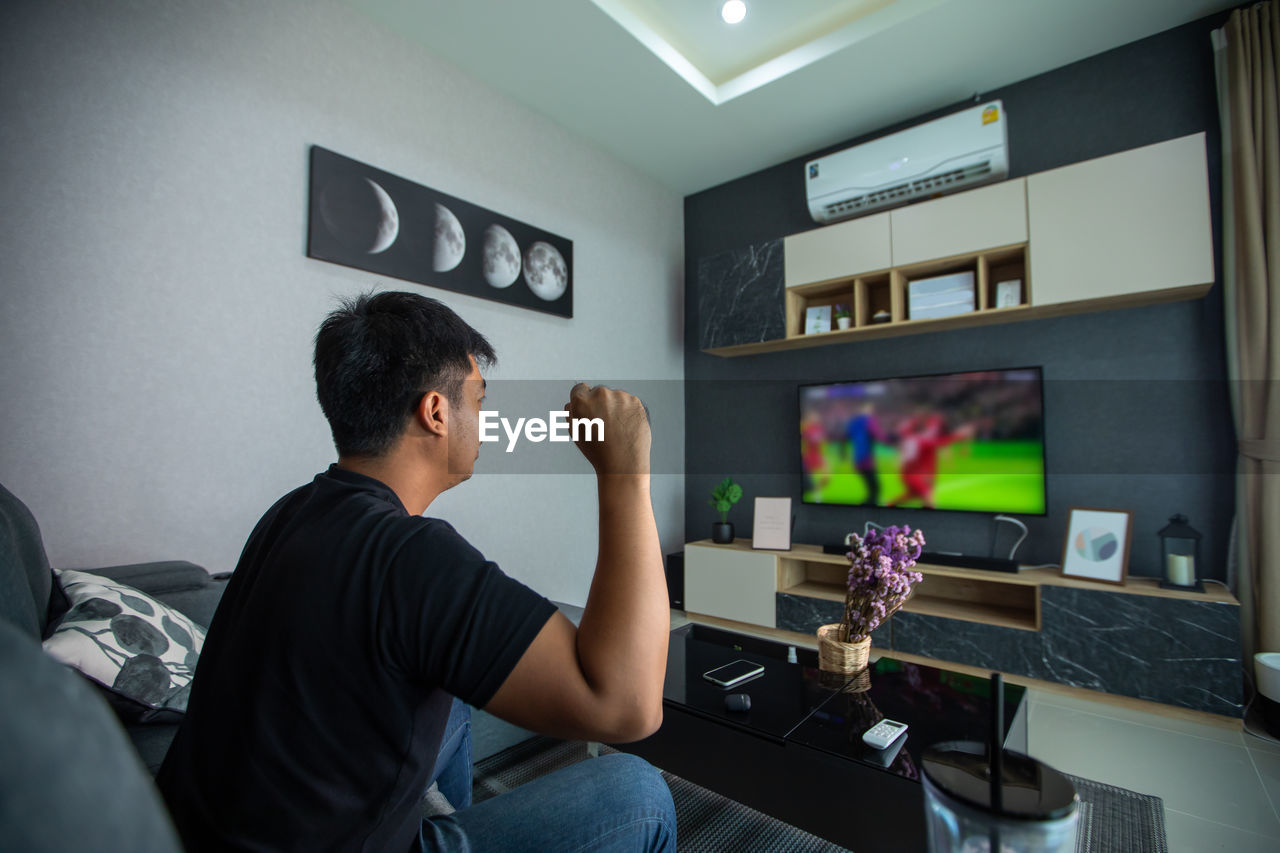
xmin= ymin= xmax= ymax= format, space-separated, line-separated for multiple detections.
xmin=918 ymin=552 xmax=1020 ymax=574
xmin=821 ymin=544 xmax=1019 ymax=573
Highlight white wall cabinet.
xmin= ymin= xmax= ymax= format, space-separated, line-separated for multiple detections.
xmin=1027 ymin=133 xmax=1214 ymax=308
xmin=890 ymin=178 xmax=1028 ymax=267
xmin=783 ymin=212 xmax=891 ymax=288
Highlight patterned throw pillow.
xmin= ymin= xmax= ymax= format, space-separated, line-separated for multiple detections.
xmin=42 ymin=569 xmax=206 ymax=723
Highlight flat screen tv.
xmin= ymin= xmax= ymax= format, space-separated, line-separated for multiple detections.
xmin=799 ymin=367 xmax=1046 ymax=514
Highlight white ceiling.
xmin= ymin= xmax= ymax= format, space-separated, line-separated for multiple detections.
xmin=345 ymin=0 xmax=1238 ymax=195
xmin=587 ymin=0 xmax=949 ymax=102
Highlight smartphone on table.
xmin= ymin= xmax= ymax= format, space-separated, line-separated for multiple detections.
xmin=702 ymin=659 xmax=765 ymax=688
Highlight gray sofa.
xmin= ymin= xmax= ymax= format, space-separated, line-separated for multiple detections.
xmin=0 ymin=618 xmax=186 ymax=852
xmin=0 ymin=480 xmax=551 ymax=849
xmin=0 ymin=481 xmax=229 ymax=851
xmin=0 ymin=481 xmax=230 ymax=772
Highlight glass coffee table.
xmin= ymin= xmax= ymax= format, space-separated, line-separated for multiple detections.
xmin=617 ymin=623 xmax=1027 ymax=852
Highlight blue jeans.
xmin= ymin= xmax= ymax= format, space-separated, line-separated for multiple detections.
xmin=428 ymin=697 xmax=475 ymax=810
xmin=418 ymin=700 xmax=676 ymax=852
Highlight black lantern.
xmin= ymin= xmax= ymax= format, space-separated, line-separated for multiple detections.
xmin=1158 ymin=514 xmax=1203 ymax=592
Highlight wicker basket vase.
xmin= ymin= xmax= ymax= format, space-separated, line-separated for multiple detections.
xmin=817 ymin=623 xmax=871 ymax=674
xmin=844 ymin=668 xmax=873 ymax=693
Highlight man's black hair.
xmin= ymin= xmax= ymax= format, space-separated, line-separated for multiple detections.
xmin=313 ymin=291 xmax=496 ymax=457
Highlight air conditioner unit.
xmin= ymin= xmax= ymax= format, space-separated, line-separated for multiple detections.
xmin=805 ymin=101 xmax=1009 ymax=224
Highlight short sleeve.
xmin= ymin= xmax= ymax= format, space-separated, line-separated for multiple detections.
xmin=379 ymin=520 xmax=557 ymax=707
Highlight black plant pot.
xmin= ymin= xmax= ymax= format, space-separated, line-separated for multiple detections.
xmin=712 ymin=521 xmax=735 ymax=544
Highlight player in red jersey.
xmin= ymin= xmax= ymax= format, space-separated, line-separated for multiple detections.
xmin=887 ymin=413 xmax=974 ymax=508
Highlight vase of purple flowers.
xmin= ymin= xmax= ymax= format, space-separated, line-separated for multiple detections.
xmin=817 ymin=525 xmax=925 ymax=674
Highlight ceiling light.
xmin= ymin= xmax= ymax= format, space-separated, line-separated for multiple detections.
xmin=721 ymin=1 xmax=746 ymax=25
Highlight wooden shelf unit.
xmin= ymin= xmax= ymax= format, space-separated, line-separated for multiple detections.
xmin=773 ymin=542 xmax=1040 ymax=631
xmin=744 ymin=243 xmax=1038 ymax=356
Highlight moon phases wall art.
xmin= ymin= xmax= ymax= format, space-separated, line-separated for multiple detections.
xmin=307 ymin=146 xmax=572 ymax=318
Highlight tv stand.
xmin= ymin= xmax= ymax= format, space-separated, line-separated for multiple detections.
xmin=682 ymin=538 xmax=1243 ymax=717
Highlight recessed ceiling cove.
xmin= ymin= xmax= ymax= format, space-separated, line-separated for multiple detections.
xmin=589 ymin=0 xmax=949 ymax=104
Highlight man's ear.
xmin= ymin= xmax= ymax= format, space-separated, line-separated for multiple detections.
xmin=415 ymin=391 xmax=449 ymax=437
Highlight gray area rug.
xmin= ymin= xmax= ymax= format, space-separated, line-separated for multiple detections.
xmin=1065 ymin=774 xmax=1167 ymax=853
xmin=472 ymin=737 xmax=1167 ymax=853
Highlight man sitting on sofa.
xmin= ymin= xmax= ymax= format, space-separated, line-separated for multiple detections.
xmin=157 ymin=291 xmax=675 ymax=852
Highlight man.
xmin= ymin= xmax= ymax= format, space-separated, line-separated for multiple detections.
xmin=158 ymin=291 xmax=676 ymax=851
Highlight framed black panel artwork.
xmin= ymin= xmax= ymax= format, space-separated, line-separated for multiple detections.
xmin=307 ymin=146 xmax=572 ymax=318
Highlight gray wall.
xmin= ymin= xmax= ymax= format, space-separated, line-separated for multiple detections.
xmin=0 ymin=0 xmax=685 ymax=605
xmin=683 ymin=14 xmax=1237 ymax=581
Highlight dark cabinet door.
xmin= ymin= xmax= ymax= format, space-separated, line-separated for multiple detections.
xmin=697 ymin=239 xmax=785 ymax=350
xmin=1037 ymin=586 xmax=1242 ymax=716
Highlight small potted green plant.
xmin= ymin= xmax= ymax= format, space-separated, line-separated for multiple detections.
xmin=709 ymin=477 xmax=743 ymax=543
xmin=834 ymin=304 xmax=852 ymax=330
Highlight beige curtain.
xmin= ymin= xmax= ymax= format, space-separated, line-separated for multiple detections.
xmin=1216 ymin=1 xmax=1280 ymax=657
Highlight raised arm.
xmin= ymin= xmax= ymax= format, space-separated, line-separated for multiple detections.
xmin=482 ymin=384 xmax=667 ymax=743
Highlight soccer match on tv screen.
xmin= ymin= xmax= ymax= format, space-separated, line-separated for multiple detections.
xmin=799 ymin=368 xmax=1047 ymax=515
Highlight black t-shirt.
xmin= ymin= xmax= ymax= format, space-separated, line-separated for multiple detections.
xmin=157 ymin=466 xmax=557 ymax=852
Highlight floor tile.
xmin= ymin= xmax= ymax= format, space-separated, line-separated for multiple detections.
xmin=1245 ymin=728 xmax=1280 ymax=755
xmin=1249 ymin=749 xmax=1280 ymax=825
xmin=1164 ymin=809 xmax=1280 ymax=853
xmin=1030 ymin=687 xmax=1244 ymax=746
xmin=1029 ymin=701 xmax=1279 ymax=838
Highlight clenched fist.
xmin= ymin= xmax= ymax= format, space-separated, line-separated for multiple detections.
xmin=565 ymin=383 xmax=651 ymax=476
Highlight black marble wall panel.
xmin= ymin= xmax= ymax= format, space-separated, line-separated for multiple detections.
xmin=891 ymin=612 xmax=1046 ymax=678
xmin=696 ymin=239 xmax=784 ymax=350
xmin=775 ymin=593 xmax=890 ymax=648
xmin=1039 ymin=587 xmax=1242 ymax=716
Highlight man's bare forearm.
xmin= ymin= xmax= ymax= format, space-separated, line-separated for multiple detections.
xmin=574 ymin=474 xmax=668 ymax=739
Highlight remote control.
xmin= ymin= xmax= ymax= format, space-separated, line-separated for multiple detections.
xmin=864 ymin=730 xmax=908 ymax=768
xmin=862 ymin=719 xmax=908 ymax=750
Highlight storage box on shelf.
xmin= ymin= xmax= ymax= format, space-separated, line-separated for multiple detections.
xmin=682 ymin=538 xmax=1243 ymax=717
xmin=907 ymin=270 xmax=976 ymax=320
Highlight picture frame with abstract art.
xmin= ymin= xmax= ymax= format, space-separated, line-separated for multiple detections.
xmin=1060 ymin=507 xmax=1132 ymax=585
xmin=306 ymin=146 xmax=572 ymax=317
